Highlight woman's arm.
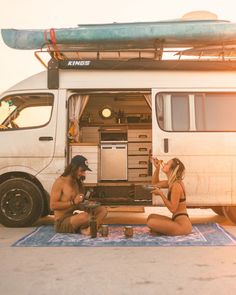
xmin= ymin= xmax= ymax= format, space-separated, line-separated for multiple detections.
xmin=151 ymin=183 xmax=182 ymax=213
xmin=151 ymin=158 xmax=168 ymax=188
xmin=152 ymin=180 xmax=169 ymax=189
xmin=151 ymin=158 xmax=162 ymax=184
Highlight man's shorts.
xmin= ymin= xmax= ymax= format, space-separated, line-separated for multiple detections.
xmin=54 ymin=214 xmax=77 ymax=233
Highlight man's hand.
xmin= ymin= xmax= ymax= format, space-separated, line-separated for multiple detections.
xmin=73 ymin=194 xmax=84 ymax=205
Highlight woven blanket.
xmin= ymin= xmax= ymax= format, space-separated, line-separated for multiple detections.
xmin=12 ymin=223 xmax=236 ymax=247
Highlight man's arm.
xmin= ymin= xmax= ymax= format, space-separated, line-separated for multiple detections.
xmin=50 ymin=178 xmax=73 ymax=211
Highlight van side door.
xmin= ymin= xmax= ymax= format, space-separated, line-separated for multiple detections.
xmin=152 ymin=90 xmax=235 ymax=206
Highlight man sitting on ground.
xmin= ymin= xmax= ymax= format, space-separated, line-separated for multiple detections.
xmin=50 ymin=155 xmax=107 ymax=235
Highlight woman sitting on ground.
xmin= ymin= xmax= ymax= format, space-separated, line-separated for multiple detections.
xmin=147 ymin=157 xmax=192 ymax=236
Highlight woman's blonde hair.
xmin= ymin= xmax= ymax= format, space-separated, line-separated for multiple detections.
xmin=168 ymin=158 xmax=185 ymax=188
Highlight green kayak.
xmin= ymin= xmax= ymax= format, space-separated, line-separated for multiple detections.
xmin=2 ymin=19 xmax=236 ymax=50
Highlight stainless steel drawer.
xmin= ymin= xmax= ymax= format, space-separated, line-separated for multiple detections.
xmin=100 ymin=143 xmax=127 ymax=180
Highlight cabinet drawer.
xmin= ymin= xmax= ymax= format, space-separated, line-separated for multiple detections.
xmin=128 ymin=169 xmax=152 ymax=182
xmin=128 ymin=129 xmax=152 ymax=142
xmin=128 ymin=155 xmax=149 ymax=168
xmin=128 ymin=142 xmax=151 ymax=155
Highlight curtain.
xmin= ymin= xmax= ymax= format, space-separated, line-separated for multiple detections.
xmin=144 ymin=94 xmax=152 ymax=108
xmin=68 ymin=94 xmax=89 ymax=142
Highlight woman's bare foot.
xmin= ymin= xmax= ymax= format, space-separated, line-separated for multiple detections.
xmin=80 ymin=227 xmax=91 ymax=236
xmin=149 ymin=229 xmax=164 ymax=236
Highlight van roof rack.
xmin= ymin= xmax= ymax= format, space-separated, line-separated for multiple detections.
xmin=35 ymin=43 xmax=236 ymax=69
xmin=36 ymin=44 xmax=236 ymax=89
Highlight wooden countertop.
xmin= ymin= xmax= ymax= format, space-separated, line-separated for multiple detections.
xmin=81 ymin=123 xmax=151 ymax=129
xmin=69 ymin=142 xmax=98 ymax=146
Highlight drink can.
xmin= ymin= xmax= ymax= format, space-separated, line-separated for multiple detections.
xmin=124 ymin=226 xmax=133 ymax=238
xmin=101 ymin=225 xmax=109 ymax=237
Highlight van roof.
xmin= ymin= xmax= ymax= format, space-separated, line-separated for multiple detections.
xmin=6 ymin=71 xmax=47 ymax=92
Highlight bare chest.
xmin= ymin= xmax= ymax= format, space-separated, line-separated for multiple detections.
xmin=61 ymin=182 xmax=80 ymax=201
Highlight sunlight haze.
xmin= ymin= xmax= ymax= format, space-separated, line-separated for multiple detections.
xmin=0 ymin=0 xmax=236 ymax=93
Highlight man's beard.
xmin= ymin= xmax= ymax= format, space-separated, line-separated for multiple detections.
xmin=79 ymin=175 xmax=86 ymax=182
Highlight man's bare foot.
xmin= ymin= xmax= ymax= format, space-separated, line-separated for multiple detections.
xmin=80 ymin=227 xmax=91 ymax=236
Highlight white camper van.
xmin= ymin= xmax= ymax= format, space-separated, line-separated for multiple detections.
xmin=1 ymin=20 xmax=236 ymax=226
xmin=1 ymin=59 xmax=236 ymax=226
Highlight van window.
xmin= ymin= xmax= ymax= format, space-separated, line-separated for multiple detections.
xmin=171 ymin=94 xmax=189 ymax=131
xmin=156 ymin=93 xmax=190 ymax=131
xmin=195 ymin=93 xmax=236 ymax=131
xmin=0 ymin=93 xmax=53 ymax=130
xmin=156 ymin=92 xmax=236 ymax=132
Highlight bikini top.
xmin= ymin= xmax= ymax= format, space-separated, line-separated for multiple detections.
xmin=167 ymin=181 xmax=186 ymax=203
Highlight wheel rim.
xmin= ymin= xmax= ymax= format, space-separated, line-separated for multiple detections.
xmin=1 ymin=188 xmax=33 ymax=221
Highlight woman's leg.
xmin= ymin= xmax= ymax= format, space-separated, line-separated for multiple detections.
xmin=147 ymin=213 xmax=171 ymax=222
xmin=147 ymin=214 xmax=192 ymax=236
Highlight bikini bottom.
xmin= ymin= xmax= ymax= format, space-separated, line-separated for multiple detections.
xmin=172 ymin=213 xmax=189 ymax=221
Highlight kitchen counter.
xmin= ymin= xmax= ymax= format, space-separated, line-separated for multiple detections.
xmin=69 ymin=142 xmax=98 ymax=146
xmin=80 ymin=123 xmax=152 ymax=128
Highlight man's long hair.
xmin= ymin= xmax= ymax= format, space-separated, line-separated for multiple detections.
xmin=61 ymin=163 xmax=85 ymax=193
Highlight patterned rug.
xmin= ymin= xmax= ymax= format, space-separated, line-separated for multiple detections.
xmin=12 ymin=223 xmax=236 ymax=247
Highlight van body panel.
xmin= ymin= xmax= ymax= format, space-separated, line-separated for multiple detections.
xmin=35 ymin=89 xmax=68 ymax=192
xmin=59 ymin=70 xmax=236 ymax=89
xmin=152 ymin=88 xmax=235 ymax=206
xmin=1 ymin=69 xmax=236 ymax=208
xmin=6 ymin=69 xmax=236 ymax=91
xmin=0 ymin=165 xmax=38 ymax=176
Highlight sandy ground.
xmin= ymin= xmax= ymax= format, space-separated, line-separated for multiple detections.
xmin=1 ymin=208 xmax=236 ymax=295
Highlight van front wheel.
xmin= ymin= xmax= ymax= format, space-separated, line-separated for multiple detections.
xmin=222 ymin=206 xmax=236 ymax=224
xmin=211 ymin=206 xmax=224 ymax=216
xmin=0 ymin=178 xmax=44 ymax=227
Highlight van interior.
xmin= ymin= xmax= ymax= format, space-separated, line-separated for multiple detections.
xmin=68 ymin=91 xmax=153 ymax=205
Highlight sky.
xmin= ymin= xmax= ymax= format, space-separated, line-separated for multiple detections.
xmin=1 ymin=0 xmax=236 ymax=93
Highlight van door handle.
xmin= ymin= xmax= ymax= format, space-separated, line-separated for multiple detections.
xmin=164 ymin=138 xmax=169 ymax=153
xmin=39 ymin=136 xmax=53 ymax=141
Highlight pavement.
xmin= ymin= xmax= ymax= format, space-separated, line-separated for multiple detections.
xmin=1 ymin=208 xmax=236 ymax=295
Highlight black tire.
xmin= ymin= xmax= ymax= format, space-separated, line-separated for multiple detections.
xmin=0 ymin=178 xmax=44 ymax=227
xmin=211 ymin=206 xmax=224 ymax=216
xmin=41 ymin=190 xmax=52 ymax=217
